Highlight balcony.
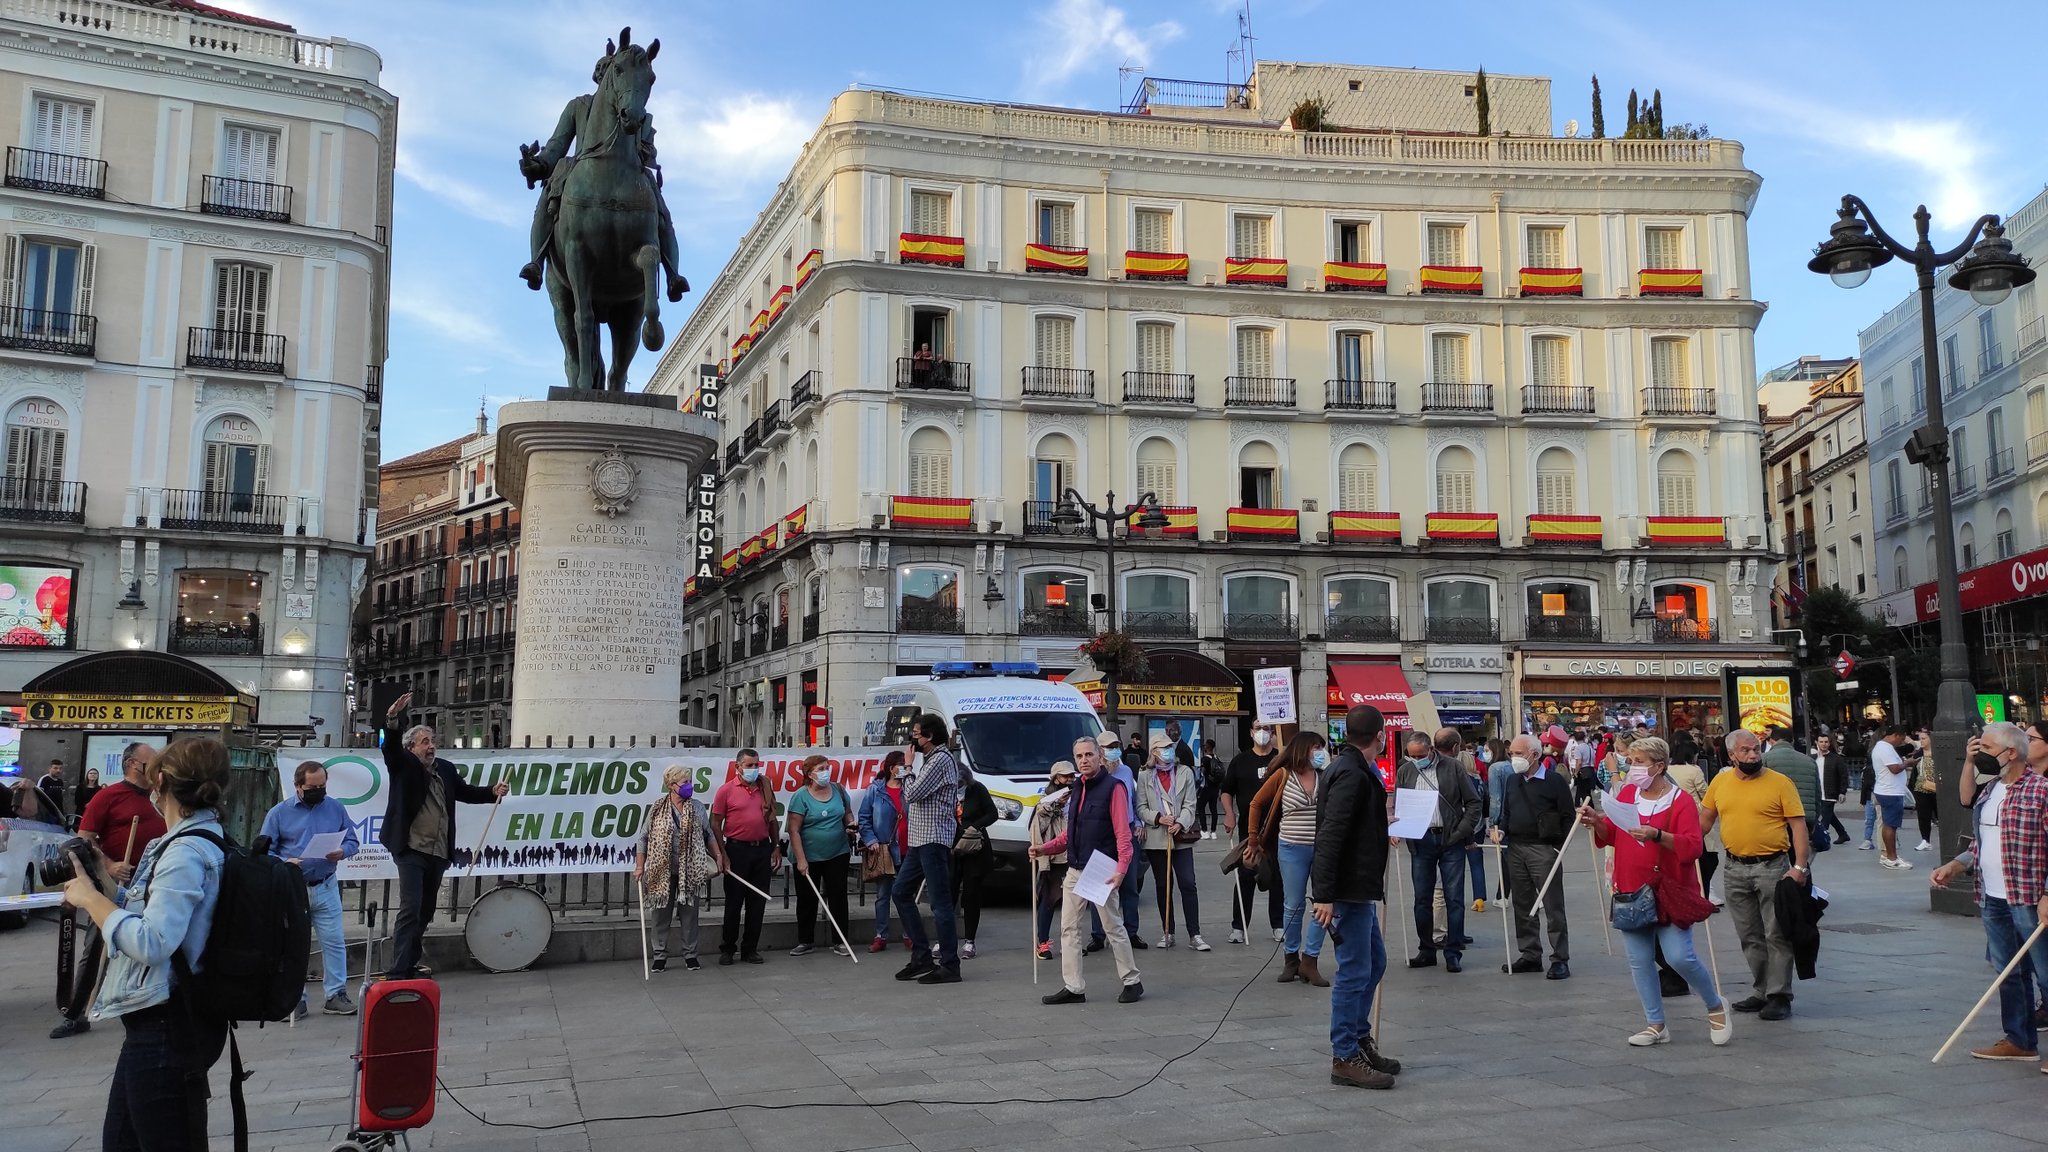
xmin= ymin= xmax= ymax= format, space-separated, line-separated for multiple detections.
xmin=201 ymin=174 xmax=292 ymax=222
xmin=1879 ymin=404 xmax=1900 ymax=432
xmin=896 ymin=355 xmax=970 ymax=393
xmin=1980 ymin=344 xmax=2005 ymax=376
xmin=704 ymin=646 xmax=723 ymax=674
xmin=1022 ymin=499 xmax=1070 ymax=536
xmin=1325 ymin=379 xmax=1397 ymax=413
xmin=1941 ymin=368 xmax=1960 ymax=398
xmin=748 ymin=626 xmax=767 ymax=656
xmin=1885 ymin=495 xmax=1907 ymax=524
xmin=761 ymin=399 xmax=787 ymax=444
xmin=1122 ymin=370 xmax=1195 ymax=405
xmin=771 ymin=621 xmax=789 ymax=650
xmin=789 ymin=370 xmax=819 ymax=415
xmin=1990 ymin=448 xmax=2018 ymax=484
xmin=0 ymin=306 xmax=95 ymax=357
xmin=1953 ymin=465 xmax=1977 ymax=497
xmin=1019 ymin=606 xmax=1090 ymax=637
xmin=1637 ymin=268 xmax=1703 ymax=297
xmin=7 ymin=145 xmax=107 ymax=200
xmin=724 ymin=440 xmax=742 ymax=471
xmin=801 ymin=610 xmax=820 ymax=640
xmin=158 ymin=488 xmax=288 ymax=535
xmin=1795 ymin=468 xmax=1813 ymax=492
xmin=365 ymin=364 xmax=383 ymax=404
xmin=1021 ymin=366 xmax=1095 ymax=401
xmin=2023 ymin=317 xmax=2046 ymax=355
xmin=1641 ymin=387 xmax=1716 ymax=417
xmin=1521 ymin=385 xmax=1594 ymax=415
xmin=1326 ymin=614 xmax=1398 ymax=643
xmin=1424 ymin=616 xmax=1499 ymax=644
xmin=1223 ymin=612 xmax=1299 ymax=641
xmin=1420 ymin=383 xmax=1493 ymax=413
xmin=0 ymin=477 xmax=86 ymax=523
xmin=742 ymin=418 xmax=763 ymax=456
xmin=187 ymin=326 xmax=285 ymax=374
xmin=1651 ymin=618 xmax=1719 ymax=643
xmin=1124 ymin=610 xmax=1197 ymax=640
xmin=1775 ymin=479 xmax=1792 ymax=504
xmin=1525 ymin=614 xmax=1602 ymax=642
xmin=2032 ymin=431 xmax=2048 ymax=467
xmin=1224 ymin=376 xmax=1296 ymax=408
xmin=1918 ymin=487 xmax=1932 ymax=514
xmin=169 ymin=619 xmax=263 ymax=657
xmin=897 ymin=603 xmax=964 ymax=635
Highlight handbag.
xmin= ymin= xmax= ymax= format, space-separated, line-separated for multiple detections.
xmin=1610 ymin=883 xmax=1660 ymax=931
xmin=953 ymin=826 xmax=987 ymax=856
xmin=1653 ymin=864 xmax=1717 ymax=928
xmin=1172 ymin=825 xmax=1204 ymax=846
xmin=861 ymin=847 xmax=895 ymax=883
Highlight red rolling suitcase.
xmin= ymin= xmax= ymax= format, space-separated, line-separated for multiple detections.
xmin=352 ymin=978 xmax=439 ymax=1136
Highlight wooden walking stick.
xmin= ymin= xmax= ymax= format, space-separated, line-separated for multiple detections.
xmin=1934 ymin=919 xmax=2048 ymax=1062
xmin=1590 ymin=835 xmax=1614 ymax=957
xmin=463 ymin=794 xmax=504 ymax=880
xmin=1165 ymin=836 xmax=1176 ymax=942
xmin=1029 ymin=820 xmax=1042 ymax=985
xmin=800 ymin=868 xmax=861 ymax=964
xmin=1371 ymin=900 xmax=1387 ymax=1036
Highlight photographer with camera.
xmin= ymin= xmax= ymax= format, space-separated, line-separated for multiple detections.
xmin=59 ymin=737 xmax=232 ymax=1152
xmin=49 ymin=742 xmax=166 ymax=1040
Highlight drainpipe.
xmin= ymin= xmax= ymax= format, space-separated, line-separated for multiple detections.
xmin=1492 ymin=190 xmax=1513 ymax=542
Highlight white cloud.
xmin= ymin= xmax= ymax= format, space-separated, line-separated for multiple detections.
xmin=395 ymin=148 xmax=526 ymax=228
xmin=390 ymin=283 xmax=505 ymax=349
xmin=658 ymin=93 xmax=814 ymax=194
xmin=1845 ymin=119 xmax=1993 ymax=231
xmin=1024 ymin=0 xmax=1183 ymax=99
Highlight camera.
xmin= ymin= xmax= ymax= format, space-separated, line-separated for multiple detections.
xmin=34 ymin=837 xmax=109 ymax=890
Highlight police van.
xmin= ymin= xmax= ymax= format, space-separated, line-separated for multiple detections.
xmin=861 ymin=662 xmax=1102 ymax=873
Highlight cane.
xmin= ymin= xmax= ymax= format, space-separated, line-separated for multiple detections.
xmin=724 ymin=868 xmax=775 ymax=904
xmin=1531 ymin=818 xmax=1585 ymax=907
xmin=1488 ymin=841 xmax=1512 ymax=973
xmin=1232 ymin=858 xmax=1251 ymax=946
xmin=635 ymin=874 xmax=651 ymax=981
xmin=1694 ymin=859 xmax=1725 ymax=1008
xmin=800 ymin=868 xmax=860 ymax=964
xmin=1590 ymin=835 xmax=1614 ymax=957
xmin=1390 ymin=843 xmax=1410 ymax=959
xmin=1165 ymin=837 xmax=1176 ymax=943
xmin=463 ymin=794 xmax=505 ymax=880
xmin=1371 ymin=900 xmax=1386 ymax=1037
xmin=1029 ymin=820 xmax=1043 ymax=984
xmin=1935 ymin=919 xmax=2048 ymax=1062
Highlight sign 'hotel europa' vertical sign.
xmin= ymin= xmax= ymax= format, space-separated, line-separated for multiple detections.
xmin=690 ymin=364 xmax=723 ymax=583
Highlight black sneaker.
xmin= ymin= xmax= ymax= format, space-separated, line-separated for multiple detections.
xmin=1084 ymin=938 xmax=1105 ymax=954
xmin=651 ymin=957 xmax=667 ymax=972
xmin=1546 ymin=961 xmax=1571 ymax=980
xmin=1758 ymin=994 xmax=1792 ymax=1021
xmin=1117 ymin=981 xmax=1145 ymax=1004
xmin=1364 ymin=1037 xmax=1403 ymax=1076
xmin=741 ymin=953 xmax=765 ymax=965
xmin=718 ymin=952 xmax=736 ymax=967
xmin=1408 ymin=952 xmax=1438 ymax=969
xmin=683 ymin=957 xmax=701 ymax=971
xmin=1129 ymin=936 xmax=1149 ymax=950
xmin=1731 ymin=995 xmax=1767 ymax=1013
xmin=1042 ymin=987 xmax=1086 ymax=1005
xmin=1509 ymin=957 xmax=1543 ymax=975
xmin=1445 ymin=955 xmax=1463 ymax=974
xmin=48 ymin=1016 xmax=89 ymax=1040
xmin=917 ymin=965 xmax=962 ymax=985
xmin=896 ymin=956 xmax=937 ymax=982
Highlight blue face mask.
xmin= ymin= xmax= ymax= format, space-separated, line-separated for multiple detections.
xmin=1103 ymin=747 xmax=1123 ymax=765
xmin=1157 ymin=747 xmax=1176 ymax=765
xmin=676 ymin=781 xmax=694 ymax=800
xmin=1310 ymin=750 xmax=1330 ymax=770
xmin=740 ymin=767 xmax=762 ymax=784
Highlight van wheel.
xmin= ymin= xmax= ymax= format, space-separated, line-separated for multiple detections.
xmin=0 ymin=912 xmax=25 ymax=930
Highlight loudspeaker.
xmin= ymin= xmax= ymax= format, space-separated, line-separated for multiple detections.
xmin=356 ymin=978 xmax=440 ymax=1132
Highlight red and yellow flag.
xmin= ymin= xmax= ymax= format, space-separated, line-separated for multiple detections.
xmin=891 ymin=495 xmax=974 ymax=529
xmin=1224 ymin=257 xmax=1287 ymax=286
xmin=1519 ymin=267 xmax=1584 ymax=297
xmin=1426 ymin=512 xmax=1499 ymax=541
xmin=1226 ymin=507 xmax=1299 ymax=538
xmin=1126 ymin=505 xmax=1198 ymax=536
xmin=784 ymin=504 xmax=808 ymax=538
xmin=795 ymin=248 xmax=822 ymax=290
xmin=1025 ymin=243 xmax=1089 ymax=274
xmin=766 ymin=284 xmax=792 ymax=324
xmin=1526 ymin=514 xmax=1602 ymax=543
xmin=1323 ymin=261 xmax=1388 ymax=292
xmin=900 ymin=232 xmax=966 ymax=267
xmin=731 ymin=332 xmax=750 ymax=362
xmin=1645 ymin=516 xmax=1725 ymax=545
xmin=1124 ymin=250 xmax=1189 ymax=281
xmin=1639 ymin=268 xmax=1703 ymax=297
xmin=684 ymin=576 xmax=699 ymax=600
xmin=1420 ymin=265 xmax=1484 ymax=294
xmin=750 ymin=309 xmax=769 ymax=340
xmin=1330 ymin=511 xmax=1400 ymax=542
xmin=739 ymin=534 xmax=763 ymax=564
xmin=720 ymin=549 xmax=739 ymax=576
xmin=760 ymin=523 xmax=780 ymax=554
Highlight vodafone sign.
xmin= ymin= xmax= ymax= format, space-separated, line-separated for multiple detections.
xmin=1915 ymin=544 xmax=2048 ymax=621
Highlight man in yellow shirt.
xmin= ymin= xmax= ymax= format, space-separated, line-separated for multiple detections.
xmin=1702 ymin=729 xmax=1811 ymax=1022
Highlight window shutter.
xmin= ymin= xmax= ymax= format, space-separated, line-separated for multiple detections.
xmin=911 ymin=190 xmax=949 ymax=235
xmin=1034 ymin=315 xmax=1073 ymax=367
xmin=1046 ymin=202 xmax=1074 ymax=248
xmin=1536 ymin=469 xmax=1575 ymax=515
xmin=254 ymin=444 xmax=270 ymax=495
xmin=0 ymin=234 xmax=17 ymax=311
xmin=1336 ymin=332 xmax=1369 ymax=381
xmin=1338 ymin=464 xmax=1377 ymax=512
xmin=1436 ymin=469 xmax=1474 ymax=513
xmin=1430 ymin=332 xmax=1468 ymax=383
xmin=203 ymin=442 xmax=226 ymax=493
xmin=4 ymin=425 xmax=25 ymax=480
xmin=1135 ymin=209 xmax=1170 ymax=251
xmin=1427 ymin=223 xmax=1463 ymax=265
xmin=35 ymin=428 xmax=65 ymax=484
xmin=1232 ymin=215 xmax=1269 ymax=259
xmin=1236 ymin=327 xmax=1272 ymax=377
xmin=1136 ymin=460 xmax=1176 ymax=501
xmin=1646 ymin=227 xmax=1684 ymax=269
xmin=1658 ymin=467 xmax=1696 ymax=516
xmin=1527 ymin=225 xmax=1564 ymax=267
xmin=1650 ymin=338 xmax=1689 ymax=388
xmin=1137 ymin=322 xmax=1173 ymax=372
xmin=75 ymin=243 xmax=95 ymax=317
xmin=910 ymin=450 xmax=950 ymax=497
xmin=1531 ymin=336 xmax=1568 ymax=388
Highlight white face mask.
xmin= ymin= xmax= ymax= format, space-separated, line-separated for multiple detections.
xmin=812 ymin=769 xmax=832 ymax=787
xmin=1511 ymin=756 xmax=1533 ymax=775
xmin=1252 ymin=730 xmax=1272 ymax=748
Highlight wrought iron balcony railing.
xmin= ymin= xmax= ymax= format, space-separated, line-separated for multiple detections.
xmin=0 ymin=306 xmax=95 ymax=356
xmin=1420 ymin=382 xmax=1493 ymax=413
xmin=1641 ymin=387 xmax=1715 ymax=416
xmin=187 ymin=326 xmax=286 ymax=374
xmin=201 ymin=174 xmax=292 ymax=222
xmin=1122 ymin=370 xmax=1195 ymax=404
xmin=1123 ymin=610 xmax=1197 ymax=639
xmin=1324 ymin=379 xmax=1397 ymax=412
xmin=1424 ymin=616 xmax=1499 ymax=644
xmin=1325 ymin=614 xmax=1398 ymax=642
xmin=897 ymin=603 xmax=965 ymax=634
xmin=1224 ymin=375 xmax=1296 ymax=408
xmin=1021 ymin=366 xmax=1095 ymax=400
xmin=0 ymin=477 xmax=85 ymax=523
xmin=158 ymin=487 xmax=288 ymax=534
xmin=896 ymin=355 xmax=970 ymax=392
xmin=5 ymin=147 xmax=105 ymax=198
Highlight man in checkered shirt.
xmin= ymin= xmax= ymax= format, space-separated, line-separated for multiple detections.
xmin=893 ymin=712 xmax=964 ymax=984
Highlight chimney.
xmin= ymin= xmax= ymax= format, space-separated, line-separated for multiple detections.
xmin=476 ymin=398 xmax=489 ymax=436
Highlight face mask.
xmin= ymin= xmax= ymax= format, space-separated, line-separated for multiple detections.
xmin=1974 ymin=751 xmax=2003 ymax=783
xmin=1157 ymin=747 xmax=1176 ymax=765
xmin=741 ymin=767 xmax=762 ymax=784
xmin=1310 ymin=749 xmax=1330 ymax=771
xmin=676 ymin=781 xmax=695 ymax=800
xmin=1103 ymin=747 xmax=1122 ymax=765
xmin=1736 ymin=759 xmax=1763 ymax=776
xmin=1626 ymin=766 xmax=1652 ymax=790
xmin=1253 ymin=730 xmax=1272 ymax=748
xmin=812 ymin=769 xmax=832 ymax=786
xmin=301 ymin=786 xmax=327 ymax=807
xmin=1511 ymin=756 xmax=1533 ymax=775
xmin=1409 ymin=756 xmax=1432 ymax=769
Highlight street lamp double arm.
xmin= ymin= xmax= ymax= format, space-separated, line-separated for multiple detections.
xmin=1052 ymin=488 xmax=1167 ymax=729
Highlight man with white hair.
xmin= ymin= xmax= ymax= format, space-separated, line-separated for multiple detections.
xmin=1933 ymin=720 xmax=2048 ymax=1061
xmin=1492 ymin=732 xmax=1575 ymax=979
xmin=382 ymin=691 xmax=510 ymax=980
xmin=1702 ymin=728 xmax=1809 ymax=1021
xmin=1086 ymin=729 xmax=1149 ymax=952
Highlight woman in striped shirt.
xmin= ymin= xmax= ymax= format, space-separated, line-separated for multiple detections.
xmin=1250 ymin=732 xmax=1333 ymax=987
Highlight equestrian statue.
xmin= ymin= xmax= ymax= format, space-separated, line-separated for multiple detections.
xmin=517 ymin=27 xmax=689 ymax=391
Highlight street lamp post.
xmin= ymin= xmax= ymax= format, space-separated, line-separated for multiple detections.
xmin=1052 ymin=488 xmax=1168 ymax=731
xmin=1808 ymin=194 xmax=2035 ymax=912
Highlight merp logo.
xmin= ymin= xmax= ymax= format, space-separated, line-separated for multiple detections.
xmin=315 ymin=754 xmax=383 ymax=807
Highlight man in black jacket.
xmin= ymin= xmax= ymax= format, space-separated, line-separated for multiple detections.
xmin=1491 ymin=733 xmax=1574 ymax=980
xmin=382 ymin=691 xmax=509 ymax=979
xmin=1395 ymin=730 xmax=1483 ymax=972
xmin=1312 ymin=704 xmax=1398 ymax=1090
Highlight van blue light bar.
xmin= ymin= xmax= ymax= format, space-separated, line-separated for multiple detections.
xmin=931 ymin=661 xmax=1042 ymax=679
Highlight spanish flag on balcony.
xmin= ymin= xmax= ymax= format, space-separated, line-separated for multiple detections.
xmin=1426 ymin=512 xmax=1499 ymax=541
xmin=1519 ymin=267 xmax=1584 ymax=297
xmin=761 ymin=523 xmax=781 ymax=554
xmin=1124 ymin=250 xmax=1189 ymax=281
xmin=1638 ymin=268 xmax=1704 ymax=297
xmin=1126 ymin=505 xmax=1198 ymax=536
xmin=1526 ymin=514 xmax=1602 ymax=544
xmin=766 ymin=285 xmax=792 ymax=324
xmin=1025 ymin=242 xmax=1089 ymax=274
xmin=1323 ymin=261 xmax=1388 ymax=292
xmin=891 ymin=495 xmax=974 ymax=529
xmin=732 ymin=332 xmax=750 ymax=362
xmin=1225 ymin=257 xmax=1288 ymax=286
xmin=796 ymin=248 xmax=823 ymax=290
xmin=684 ymin=576 xmax=698 ymax=600
xmin=1645 ymin=516 xmax=1725 ymax=546
xmin=900 ymin=232 xmax=966 ymax=267
xmin=721 ymin=548 xmax=740 ymax=576
xmin=784 ymin=503 xmax=808 ymax=539
xmin=739 ymin=534 xmax=763 ymax=565
xmin=750 ymin=309 xmax=770 ymax=340
xmin=1329 ymin=511 xmax=1401 ymax=542
xmin=1226 ymin=507 xmax=1299 ymax=538
xmin=1420 ymin=265 xmax=1484 ymax=294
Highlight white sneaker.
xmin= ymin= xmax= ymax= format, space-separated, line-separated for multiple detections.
xmin=1228 ymin=929 xmax=1245 ymax=945
xmin=1154 ymin=934 xmax=1174 ymax=949
xmin=1191 ymin=935 xmax=1212 ymax=952
xmin=1858 ymin=841 xmax=1875 ymax=851
xmin=1272 ymin=928 xmax=1286 ymax=943
xmin=1878 ymin=856 xmax=1900 ymax=869
xmin=960 ymin=940 xmax=977 ymax=960
xmin=1892 ymin=858 xmax=1914 ymax=870
xmin=1915 ymin=840 xmax=1932 ymax=852
xmin=831 ymin=944 xmax=852 ymax=957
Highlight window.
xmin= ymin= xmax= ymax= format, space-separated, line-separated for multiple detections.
xmin=1960 ymin=523 xmax=1977 ymax=570
xmin=1426 ymin=222 xmax=1466 ymax=265
xmin=1656 ymin=453 xmax=1698 ymax=517
xmin=1525 ymin=579 xmax=1595 ymax=619
xmin=1225 ymin=573 xmax=1292 ymax=624
xmin=174 ymin=569 xmax=262 ymax=641
xmin=1135 ymin=320 xmax=1174 ymax=372
xmin=220 ymin=123 xmax=280 ymax=186
xmin=1825 ymin=545 xmax=1838 ymax=584
xmin=1235 ymin=326 xmax=1273 ymax=377
xmin=1650 ymin=337 xmax=1690 ymax=389
xmin=1910 ymin=356 xmax=1926 ymax=413
xmin=30 ymin=94 xmax=93 ymax=157
xmin=1943 ymin=334 xmax=1961 ymax=394
xmin=1525 ymin=224 xmax=1566 ymax=267
xmin=1135 ymin=436 xmax=1176 ymax=501
xmin=910 ymin=306 xmax=949 ymax=358
xmin=1651 ymin=581 xmax=1711 ymax=623
xmin=1953 ymin=423 xmax=1971 ymax=481
xmin=1033 ymin=314 xmax=1074 ymax=368
xmin=1435 ymin=445 xmax=1477 ymax=513
xmin=1429 ymin=331 xmax=1470 ymax=383
xmin=1425 ymin=578 xmax=1494 ymax=622
xmin=1333 ymin=220 xmax=1369 ymax=262
xmin=1981 ymin=311 xmax=2000 ymax=368
xmin=1337 ymin=443 xmax=1378 ymax=512
xmin=1997 ymin=509 xmax=2016 ymax=559
xmin=1036 ymin=200 xmax=1076 ymax=247
xmin=10 ymin=238 xmax=94 ymax=326
xmin=202 ymin=414 xmax=268 ymax=511
xmin=1824 ymin=486 xmax=1834 ymax=526
xmin=1133 ymin=207 xmax=1173 ymax=251
xmin=805 ymin=439 xmax=820 ymax=502
xmin=909 ymin=189 xmax=951 ymax=235
xmin=1893 ymin=546 xmax=1909 ymax=589
xmin=1989 ymin=407 xmax=2010 ymax=471
xmin=1239 ymin=441 xmax=1278 ymax=509
xmin=1534 ymin=447 xmax=1576 ymax=515
xmin=1848 ymin=473 xmax=1859 ymax=512
xmin=1886 ymin=459 xmax=1903 ymax=510
xmin=1530 ymin=335 xmax=1570 ymax=388
xmin=1644 ymin=226 xmax=1685 ymax=269
xmin=1032 ymin=433 xmax=1075 ymax=502
xmin=907 ymin=427 xmax=951 ymax=498
xmin=1232 ymin=213 xmax=1272 ymax=259
xmin=213 ymin=261 xmax=271 ymax=345
xmin=1326 ymin=576 xmax=1394 ymax=621
xmin=1023 ymin=569 xmax=1088 ymax=625
xmin=3 ymin=398 xmax=66 ymax=491
xmin=1335 ymin=331 xmax=1370 ymax=382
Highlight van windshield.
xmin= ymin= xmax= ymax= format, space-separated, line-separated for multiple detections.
xmin=954 ymin=711 xmax=1101 ymax=780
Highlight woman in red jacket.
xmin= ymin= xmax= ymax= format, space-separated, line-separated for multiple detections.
xmin=1581 ymin=735 xmax=1732 ymax=1048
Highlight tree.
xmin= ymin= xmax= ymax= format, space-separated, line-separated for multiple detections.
xmin=1590 ymin=74 xmax=1605 ymax=138
xmin=1651 ymin=89 xmax=1665 ymax=137
xmin=1798 ymin=586 xmax=1886 ymax=661
xmin=1626 ymin=89 xmax=1639 ymax=135
xmin=1287 ymin=97 xmax=1329 ymax=133
xmin=1474 ymin=68 xmax=1491 ymax=136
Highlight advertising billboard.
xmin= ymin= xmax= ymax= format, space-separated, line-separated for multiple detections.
xmin=0 ymin=563 xmax=74 ymax=648
xmin=1725 ymin=666 xmax=1800 ymax=738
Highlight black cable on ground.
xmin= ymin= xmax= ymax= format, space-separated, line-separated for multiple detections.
xmin=436 ymin=938 xmax=1285 ymax=1131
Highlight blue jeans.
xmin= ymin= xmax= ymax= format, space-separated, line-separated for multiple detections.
xmin=1327 ymin=900 xmax=1386 ymax=1059
xmin=892 ymin=842 xmax=958 ymax=968
xmin=104 ymin=1006 xmax=227 ymax=1152
xmin=1410 ymin=830 xmax=1467 ymax=958
xmin=1621 ymin=923 xmax=1722 ymax=1026
xmin=1465 ymin=843 xmax=1487 ymax=898
xmin=303 ymin=876 xmax=347 ymax=1007
xmin=1862 ymin=800 xmax=1878 ymax=842
xmin=871 ymin=845 xmax=903 ymax=938
xmin=1090 ymin=840 xmax=1146 ymax=941
xmin=1983 ymin=897 xmax=2048 ymax=1051
xmin=1278 ymin=840 xmax=1327 ymax=958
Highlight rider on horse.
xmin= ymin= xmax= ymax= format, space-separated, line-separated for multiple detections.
xmin=517 ymin=37 xmax=687 ymax=303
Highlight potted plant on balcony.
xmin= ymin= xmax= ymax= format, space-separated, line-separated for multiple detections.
xmin=1079 ymin=629 xmax=1151 ymax=683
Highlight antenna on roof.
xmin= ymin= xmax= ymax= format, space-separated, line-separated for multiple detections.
xmin=1118 ymin=60 xmax=1143 ymax=111
xmin=1233 ymin=1 xmax=1257 ymax=88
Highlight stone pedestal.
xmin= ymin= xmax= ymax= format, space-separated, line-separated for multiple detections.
xmin=496 ymin=395 xmax=717 ymax=745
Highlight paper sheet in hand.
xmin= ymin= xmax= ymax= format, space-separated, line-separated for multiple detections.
xmin=1388 ymin=788 xmax=1437 ymax=840
xmin=1600 ymin=791 xmax=1641 ymax=833
xmin=1073 ymin=851 xmax=1119 ymax=907
xmin=302 ymin=831 xmax=347 ymax=859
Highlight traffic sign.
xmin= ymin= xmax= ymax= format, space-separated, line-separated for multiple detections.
xmin=1834 ymin=651 xmax=1857 ymax=679
xmin=1835 ymin=679 xmax=1861 ymax=693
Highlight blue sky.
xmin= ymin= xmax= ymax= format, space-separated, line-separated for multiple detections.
xmin=237 ymin=0 xmax=2048 ymax=459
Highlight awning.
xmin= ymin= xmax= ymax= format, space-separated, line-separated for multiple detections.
xmin=1327 ymin=659 xmax=1413 ymax=729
